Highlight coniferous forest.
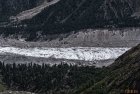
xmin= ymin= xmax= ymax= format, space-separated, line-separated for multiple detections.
xmin=0 ymin=62 xmax=107 ymax=94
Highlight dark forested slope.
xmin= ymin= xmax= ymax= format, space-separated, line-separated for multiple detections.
xmin=75 ymin=44 xmax=140 ymax=94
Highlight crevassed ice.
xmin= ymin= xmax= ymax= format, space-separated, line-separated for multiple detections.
xmin=0 ymin=47 xmax=130 ymax=61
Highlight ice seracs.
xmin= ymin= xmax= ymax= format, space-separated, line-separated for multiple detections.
xmin=0 ymin=47 xmax=130 ymax=61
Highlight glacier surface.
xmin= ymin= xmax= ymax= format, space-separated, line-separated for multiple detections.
xmin=0 ymin=47 xmax=130 ymax=61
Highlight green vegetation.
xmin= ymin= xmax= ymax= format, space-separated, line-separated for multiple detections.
xmin=0 ymin=63 xmax=105 ymax=94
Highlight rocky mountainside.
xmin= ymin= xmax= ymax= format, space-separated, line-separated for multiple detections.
xmin=10 ymin=0 xmax=60 ymax=22
xmin=0 ymin=0 xmax=47 ymax=22
xmin=0 ymin=0 xmax=140 ymax=37
xmin=23 ymin=0 xmax=140 ymax=28
xmin=74 ymin=44 xmax=140 ymax=94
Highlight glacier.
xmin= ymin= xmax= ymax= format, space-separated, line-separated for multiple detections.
xmin=0 ymin=47 xmax=130 ymax=61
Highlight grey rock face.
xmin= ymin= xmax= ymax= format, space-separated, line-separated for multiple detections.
xmin=0 ymin=0 xmax=140 ymax=23
xmin=0 ymin=0 xmax=140 ymax=40
xmin=21 ymin=0 xmax=140 ymax=26
xmin=0 ymin=0 xmax=45 ymax=21
xmin=10 ymin=0 xmax=60 ymax=22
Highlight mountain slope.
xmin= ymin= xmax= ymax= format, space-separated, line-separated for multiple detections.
xmin=0 ymin=0 xmax=140 ymax=40
xmin=10 ymin=0 xmax=60 ymax=22
xmin=0 ymin=0 xmax=47 ymax=22
xmin=21 ymin=0 xmax=140 ymax=28
xmin=74 ymin=44 xmax=140 ymax=94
